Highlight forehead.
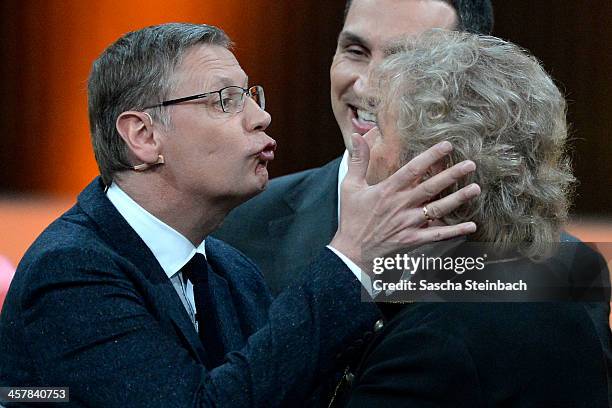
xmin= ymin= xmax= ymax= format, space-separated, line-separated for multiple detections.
xmin=172 ymin=44 xmax=247 ymax=90
xmin=343 ymin=0 xmax=457 ymax=48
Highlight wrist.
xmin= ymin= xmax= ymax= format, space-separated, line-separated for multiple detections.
xmin=329 ymin=233 xmax=366 ymax=272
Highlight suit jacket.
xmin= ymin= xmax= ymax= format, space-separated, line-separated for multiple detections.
xmin=214 ymin=157 xmax=342 ymax=295
xmin=341 ymin=302 xmax=610 ymax=407
xmin=0 ymin=177 xmax=380 ymax=407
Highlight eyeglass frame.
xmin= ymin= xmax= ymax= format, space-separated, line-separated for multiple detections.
xmin=142 ymin=85 xmax=265 ymax=114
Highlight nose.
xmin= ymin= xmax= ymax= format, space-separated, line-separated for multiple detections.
xmin=354 ymin=74 xmax=367 ymax=96
xmin=244 ymin=97 xmax=272 ymax=132
xmin=353 ymin=53 xmax=383 ymax=102
xmin=353 ymin=59 xmax=371 ymax=98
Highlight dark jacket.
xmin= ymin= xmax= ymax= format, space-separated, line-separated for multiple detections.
xmin=0 ymin=177 xmax=380 ymax=407
xmin=341 ymin=302 xmax=610 ymax=407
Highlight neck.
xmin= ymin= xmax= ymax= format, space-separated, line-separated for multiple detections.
xmin=115 ymin=174 xmax=230 ymax=246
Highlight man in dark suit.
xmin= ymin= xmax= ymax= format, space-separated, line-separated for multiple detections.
xmin=0 ymin=23 xmax=481 ymax=406
xmin=214 ymin=0 xmax=495 ymax=295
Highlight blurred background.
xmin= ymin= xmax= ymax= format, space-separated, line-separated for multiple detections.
xmin=1 ymin=0 xmax=611 ymax=303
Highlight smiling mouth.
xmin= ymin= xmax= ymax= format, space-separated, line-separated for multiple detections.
xmin=349 ymin=105 xmax=377 ymax=134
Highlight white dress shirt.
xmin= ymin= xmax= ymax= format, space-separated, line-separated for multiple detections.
xmin=106 ymin=183 xmax=201 ymax=330
xmin=337 ymin=150 xmax=350 ymax=222
xmin=333 ymin=151 xmax=374 ymax=296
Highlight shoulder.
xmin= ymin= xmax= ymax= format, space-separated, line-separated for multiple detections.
xmin=19 ymin=204 xmax=115 ymax=272
xmin=215 ymin=157 xmax=341 ymax=237
xmin=350 ymin=302 xmax=608 ymax=406
xmin=235 ymin=157 xmax=341 ymax=213
xmin=385 ymin=302 xmax=600 ymax=341
xmin=369 ymin=302 xmax=607 ymax=382
xmin=554 ymin=241 xmax=610 ymax=301
xmin=266 ymin=166 xmax=323 ymax=192
xmin=206 ymin=236 xmax=262 ymax=275
xmin=9 ymin=206 xmax=127 ymax=306
xmin=215 ymin=170 xmax=315 ymax=233
xmin=205 ymin=236 xmax=270 ymax=291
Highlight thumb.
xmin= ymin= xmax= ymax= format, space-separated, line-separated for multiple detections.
xmin=346 ymin=133 xmax=370 ymax=185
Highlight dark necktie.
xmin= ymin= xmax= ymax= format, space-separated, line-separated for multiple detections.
xmin=182 ymin=253 xmax=225 ymax=368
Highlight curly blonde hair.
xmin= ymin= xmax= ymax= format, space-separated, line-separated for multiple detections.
xmin=372 ymin=30 xmax=575 ymax=259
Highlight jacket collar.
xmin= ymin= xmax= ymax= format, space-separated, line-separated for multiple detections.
xmin=281 ymin=156 xmax=342 ymax=215
xmin=76 ymin=177 xmax=209 ymax=363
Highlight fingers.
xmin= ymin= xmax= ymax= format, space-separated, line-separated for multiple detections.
xmin=408 ymin=160 xmax=477 ymax=205
xmin=387 ymin=141 xmax=453 ymax=189
xmin=344 ymin=133 xmax=370 ymax=188
xmin=395 ymin=182 xmax=479 ymax=229
xmin=424 ymin=183 xmax=481 ymax=221
xmin=408 ymin=222 xmax=478 ymax=245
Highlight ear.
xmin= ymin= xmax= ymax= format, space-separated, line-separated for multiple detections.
xmin=116 ymin=111 xmax=160 ymax=165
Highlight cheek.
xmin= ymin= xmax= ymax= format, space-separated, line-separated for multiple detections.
xmin=330 ymin=58 xmax=353 ymax=96
xmin=366 ymin=144 xmax=387 ymax=184
xmin=367 ymin=142 xmax=401 ymax=184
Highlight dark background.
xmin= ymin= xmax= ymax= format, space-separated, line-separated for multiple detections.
xmin=0 ymin=0 xmax=610 ymax=216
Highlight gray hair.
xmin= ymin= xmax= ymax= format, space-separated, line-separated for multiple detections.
xmin=88 ymin=23 xmax=231 ymax=185
xmin=372 ymin=30 xmax=574 ymax=259
xmin=343 ymin=0 xmax=494 ymax=35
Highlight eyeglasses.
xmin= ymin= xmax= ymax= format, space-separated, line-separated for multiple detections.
xmin=143 ymin=85 xmax=265 ymax=114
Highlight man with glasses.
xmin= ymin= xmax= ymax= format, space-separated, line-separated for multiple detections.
xmin=0 ymin=23 xmax=480 ymax=406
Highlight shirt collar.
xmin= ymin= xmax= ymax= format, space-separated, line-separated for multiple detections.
xmin=337 ymin=150 xmax=349 ymax=222
xmin=106 ymin=182 xmax=206 ymax=279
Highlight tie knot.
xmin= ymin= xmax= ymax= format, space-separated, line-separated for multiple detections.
xmin=182 ymin=253 xmax=209 ymax=285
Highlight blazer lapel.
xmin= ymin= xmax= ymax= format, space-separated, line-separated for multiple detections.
xmin=76 ymin=178 xmax=208 ymax=364
xmin=206 ymin=267 xmax=244 ymax=353
xmin=267 ymin=157 xmax=341 ymax=275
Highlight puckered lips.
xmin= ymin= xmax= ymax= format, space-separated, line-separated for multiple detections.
xmin=349 ymin=104 xmax=377 ymax=135
xmin=255 ymin=140 xmax=276 ymax=174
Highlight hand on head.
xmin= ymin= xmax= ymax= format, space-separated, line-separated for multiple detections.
xmin=330 ymin=133 xmax=480 ymax=272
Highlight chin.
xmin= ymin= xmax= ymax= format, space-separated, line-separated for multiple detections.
xmin=223 ymin=189 xmax=260 ymax=213
xmin=244 ymin=180 xmax=268 ymax=200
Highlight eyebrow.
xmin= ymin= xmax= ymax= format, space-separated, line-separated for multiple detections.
xmin=208 ymin=75 xmax=249 ymax=89
xmin=337 ymin=31 xmax=371 ymax=50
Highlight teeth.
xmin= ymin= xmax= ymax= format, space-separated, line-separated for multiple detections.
xmin=356 ymin=109 xmax=376 ymax=123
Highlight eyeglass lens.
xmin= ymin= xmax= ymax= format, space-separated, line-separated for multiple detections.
xmin=248 ymin=86 xmax=265 ymax=111
xmin=219 ymin=86 xmax=265 ymax=113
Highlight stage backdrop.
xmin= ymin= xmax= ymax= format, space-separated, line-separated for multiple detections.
xmin=0 ymin=0 xmax=610 ymax=272
xmin=0 ymin=0 xmax=610 ymax=215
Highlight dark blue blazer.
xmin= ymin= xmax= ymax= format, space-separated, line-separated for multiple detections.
xmin=0 ymin=178 xmax=380 ymax=407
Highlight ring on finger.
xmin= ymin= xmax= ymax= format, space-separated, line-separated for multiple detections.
xmin=423 ymin=206 xmax=435 ymax=222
